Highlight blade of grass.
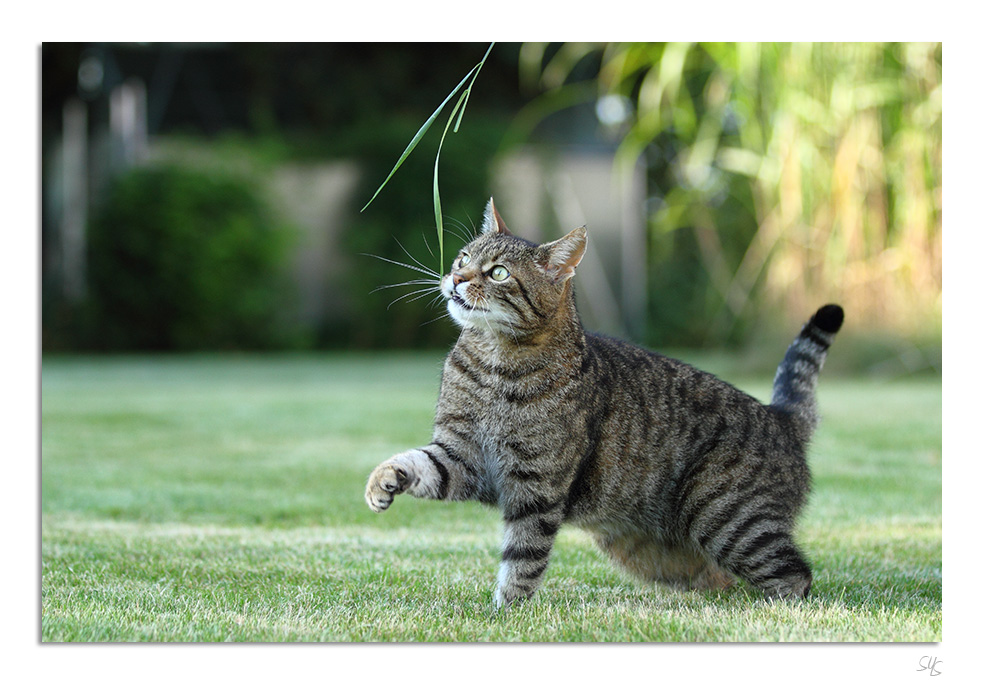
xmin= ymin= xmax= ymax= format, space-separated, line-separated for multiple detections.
xmin=362 ymin=43 xmax=495 ymax=272
xmin=454 ymin=42 xmax=495 ymax=133
xmin=434 ymin=92 xmax=468 ymax=269
xmin=437 ymin=43 xmax=494 ymax=268
xmin=360 ymin=65 xmax=478 ymax=213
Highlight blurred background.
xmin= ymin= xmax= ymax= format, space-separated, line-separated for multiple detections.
xmin=40 ymin=42 xmax=942 ymax=373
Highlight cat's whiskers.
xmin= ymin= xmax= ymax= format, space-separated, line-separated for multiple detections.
xmin=363 ymin=250 xmax=448 ymax=312
xmin=362 ymin=252 xmax=441 ymax=280
xmin=420 ymin=230 xmax=438 ymax=263
xmin=420 ymin=309 xmax=453 ymax=327
xmin=405 ymin=288 xmax=445 ymax=305
xmin=371 ymin=279 xmax=441 ymax=294
xmin=478 ymin=307 xmax=496 ymax=337
xmin=445 ymin=216 xmax=478 ymax=244
xmin=471 ymin=287 xmax=521 ymax=344
xmin=386 ymin=286 xmax=442 ymax=311
xmin=394 ymin=238 xmax=443 ymax=279
xmin=427 ymin=291 xmax=448 ymax=310
xmin=369 ymin=276 xmax=442 ymax=311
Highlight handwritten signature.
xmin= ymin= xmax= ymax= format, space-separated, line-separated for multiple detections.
xmin=917 ymin=656 xmax=942 ymax=676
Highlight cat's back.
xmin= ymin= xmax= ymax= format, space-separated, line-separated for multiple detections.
xmin=582 ymin=330 xmax=804 ymax=458
xmin=581 ymin=332 xmax=763 ymax=419
xmin=567 ymin=332 xmax=808 ymax=529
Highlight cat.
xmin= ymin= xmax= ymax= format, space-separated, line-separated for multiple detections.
xmin=365 ymin=198 xmax=843 ymax=608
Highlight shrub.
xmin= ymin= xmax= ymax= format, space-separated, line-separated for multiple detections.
xmin=84 ymin=164 xmax=298 ymax=350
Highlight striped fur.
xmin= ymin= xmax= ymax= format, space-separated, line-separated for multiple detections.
xmin=366 ymin=199 xmax=843 ymax=607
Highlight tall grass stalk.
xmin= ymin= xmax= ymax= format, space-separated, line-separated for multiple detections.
xmin=361 ymin=43 xmax=494 ymax=271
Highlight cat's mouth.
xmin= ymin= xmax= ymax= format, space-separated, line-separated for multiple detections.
xmin=450 ymin=293 xmax=486 ymax=313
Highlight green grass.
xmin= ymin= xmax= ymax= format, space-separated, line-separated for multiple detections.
xmin=41 ymin=353 xmax=941 ymax=642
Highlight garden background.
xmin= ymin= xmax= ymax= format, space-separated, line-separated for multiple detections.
xmin=39 ymin=42 xmax=942 ymax=652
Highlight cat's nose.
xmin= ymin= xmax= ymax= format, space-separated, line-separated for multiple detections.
xmin=452 ymin=273 xmax=466 ymax=287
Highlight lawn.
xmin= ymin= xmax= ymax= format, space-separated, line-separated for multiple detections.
xmin=40 ymin=353 xmax=942 ymax=642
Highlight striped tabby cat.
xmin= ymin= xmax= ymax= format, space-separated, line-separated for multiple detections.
xmin=366 ymin=199 xmax=843 ymax=607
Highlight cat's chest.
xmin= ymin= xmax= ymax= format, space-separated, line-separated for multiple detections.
xmin=442 ymin=357 xmax=571 ymax=427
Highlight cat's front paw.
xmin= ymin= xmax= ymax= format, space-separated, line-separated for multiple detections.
xmin=365 ymin=462 xmax=410 ymax=512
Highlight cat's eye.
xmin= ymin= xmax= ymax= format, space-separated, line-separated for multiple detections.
xmin=459 ymin=254 xmax=471 ymax=267
xmin=489 ymin=265 xmax=510 ymax=282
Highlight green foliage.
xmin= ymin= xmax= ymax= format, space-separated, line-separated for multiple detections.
xmin=42 ymin=355 xmax=940 ymax=642
xmin=84 ymin=165 xmax=300 ymax=350
xmin=517 ymin=42 xmax=942 ymax=346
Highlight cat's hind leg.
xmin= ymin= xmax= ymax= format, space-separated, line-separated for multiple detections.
xmin=708 ymin=531 xmax=813 ymax=600
xmin=675 ymin=454 xmax=814 ymax=599
xmin=688 ymin=510 xmax=813 ymax=599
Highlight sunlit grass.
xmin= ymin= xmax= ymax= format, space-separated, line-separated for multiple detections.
xmin=41 ymin=354 xmax=940 ymax=642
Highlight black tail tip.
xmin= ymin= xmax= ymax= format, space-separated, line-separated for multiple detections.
xmin=811 ymin=304 xmax=844 ymax=334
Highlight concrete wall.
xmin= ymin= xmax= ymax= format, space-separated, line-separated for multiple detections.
xmin=266 ymin=147 xmax=647 ymax=340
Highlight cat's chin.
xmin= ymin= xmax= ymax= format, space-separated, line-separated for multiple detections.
xmin=447 ymin=299 xmax=481 ymax=330
xmin=446 ymin=297 xmax=471 ymax=324
xmin=446 ymin=298 xmax=507 ymax=334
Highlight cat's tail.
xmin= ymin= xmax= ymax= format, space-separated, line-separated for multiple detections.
xmin=770 ymin=304 xmax=844 ymax=441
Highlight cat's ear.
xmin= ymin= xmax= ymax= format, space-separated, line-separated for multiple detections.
xmin=540 ymin=226 xmax=587 ymax=284
xmin=480 ymin=197 xmax=512 ymax=236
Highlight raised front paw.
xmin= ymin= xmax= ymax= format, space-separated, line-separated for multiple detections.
xmin=365 ymin=462 xmax=410 ymax=512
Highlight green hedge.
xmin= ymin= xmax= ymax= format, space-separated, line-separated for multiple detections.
xmin=83 ymin=165 xmax=299 ymax=351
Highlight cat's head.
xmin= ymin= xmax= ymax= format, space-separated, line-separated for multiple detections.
xmin=441 ymin=198 xmax=587 ymax=338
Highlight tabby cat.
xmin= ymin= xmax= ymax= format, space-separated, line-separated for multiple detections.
xmin=365 ymin=199 xmax=843 ymax=607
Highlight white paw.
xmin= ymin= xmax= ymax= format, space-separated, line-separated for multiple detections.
xmin=493 ymin=585 xmax=508 ymax=610
xmin=493 ymin=584 xmax=527 ymax=610
xmin=365 ymin=462 xmax=409 ymax=512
